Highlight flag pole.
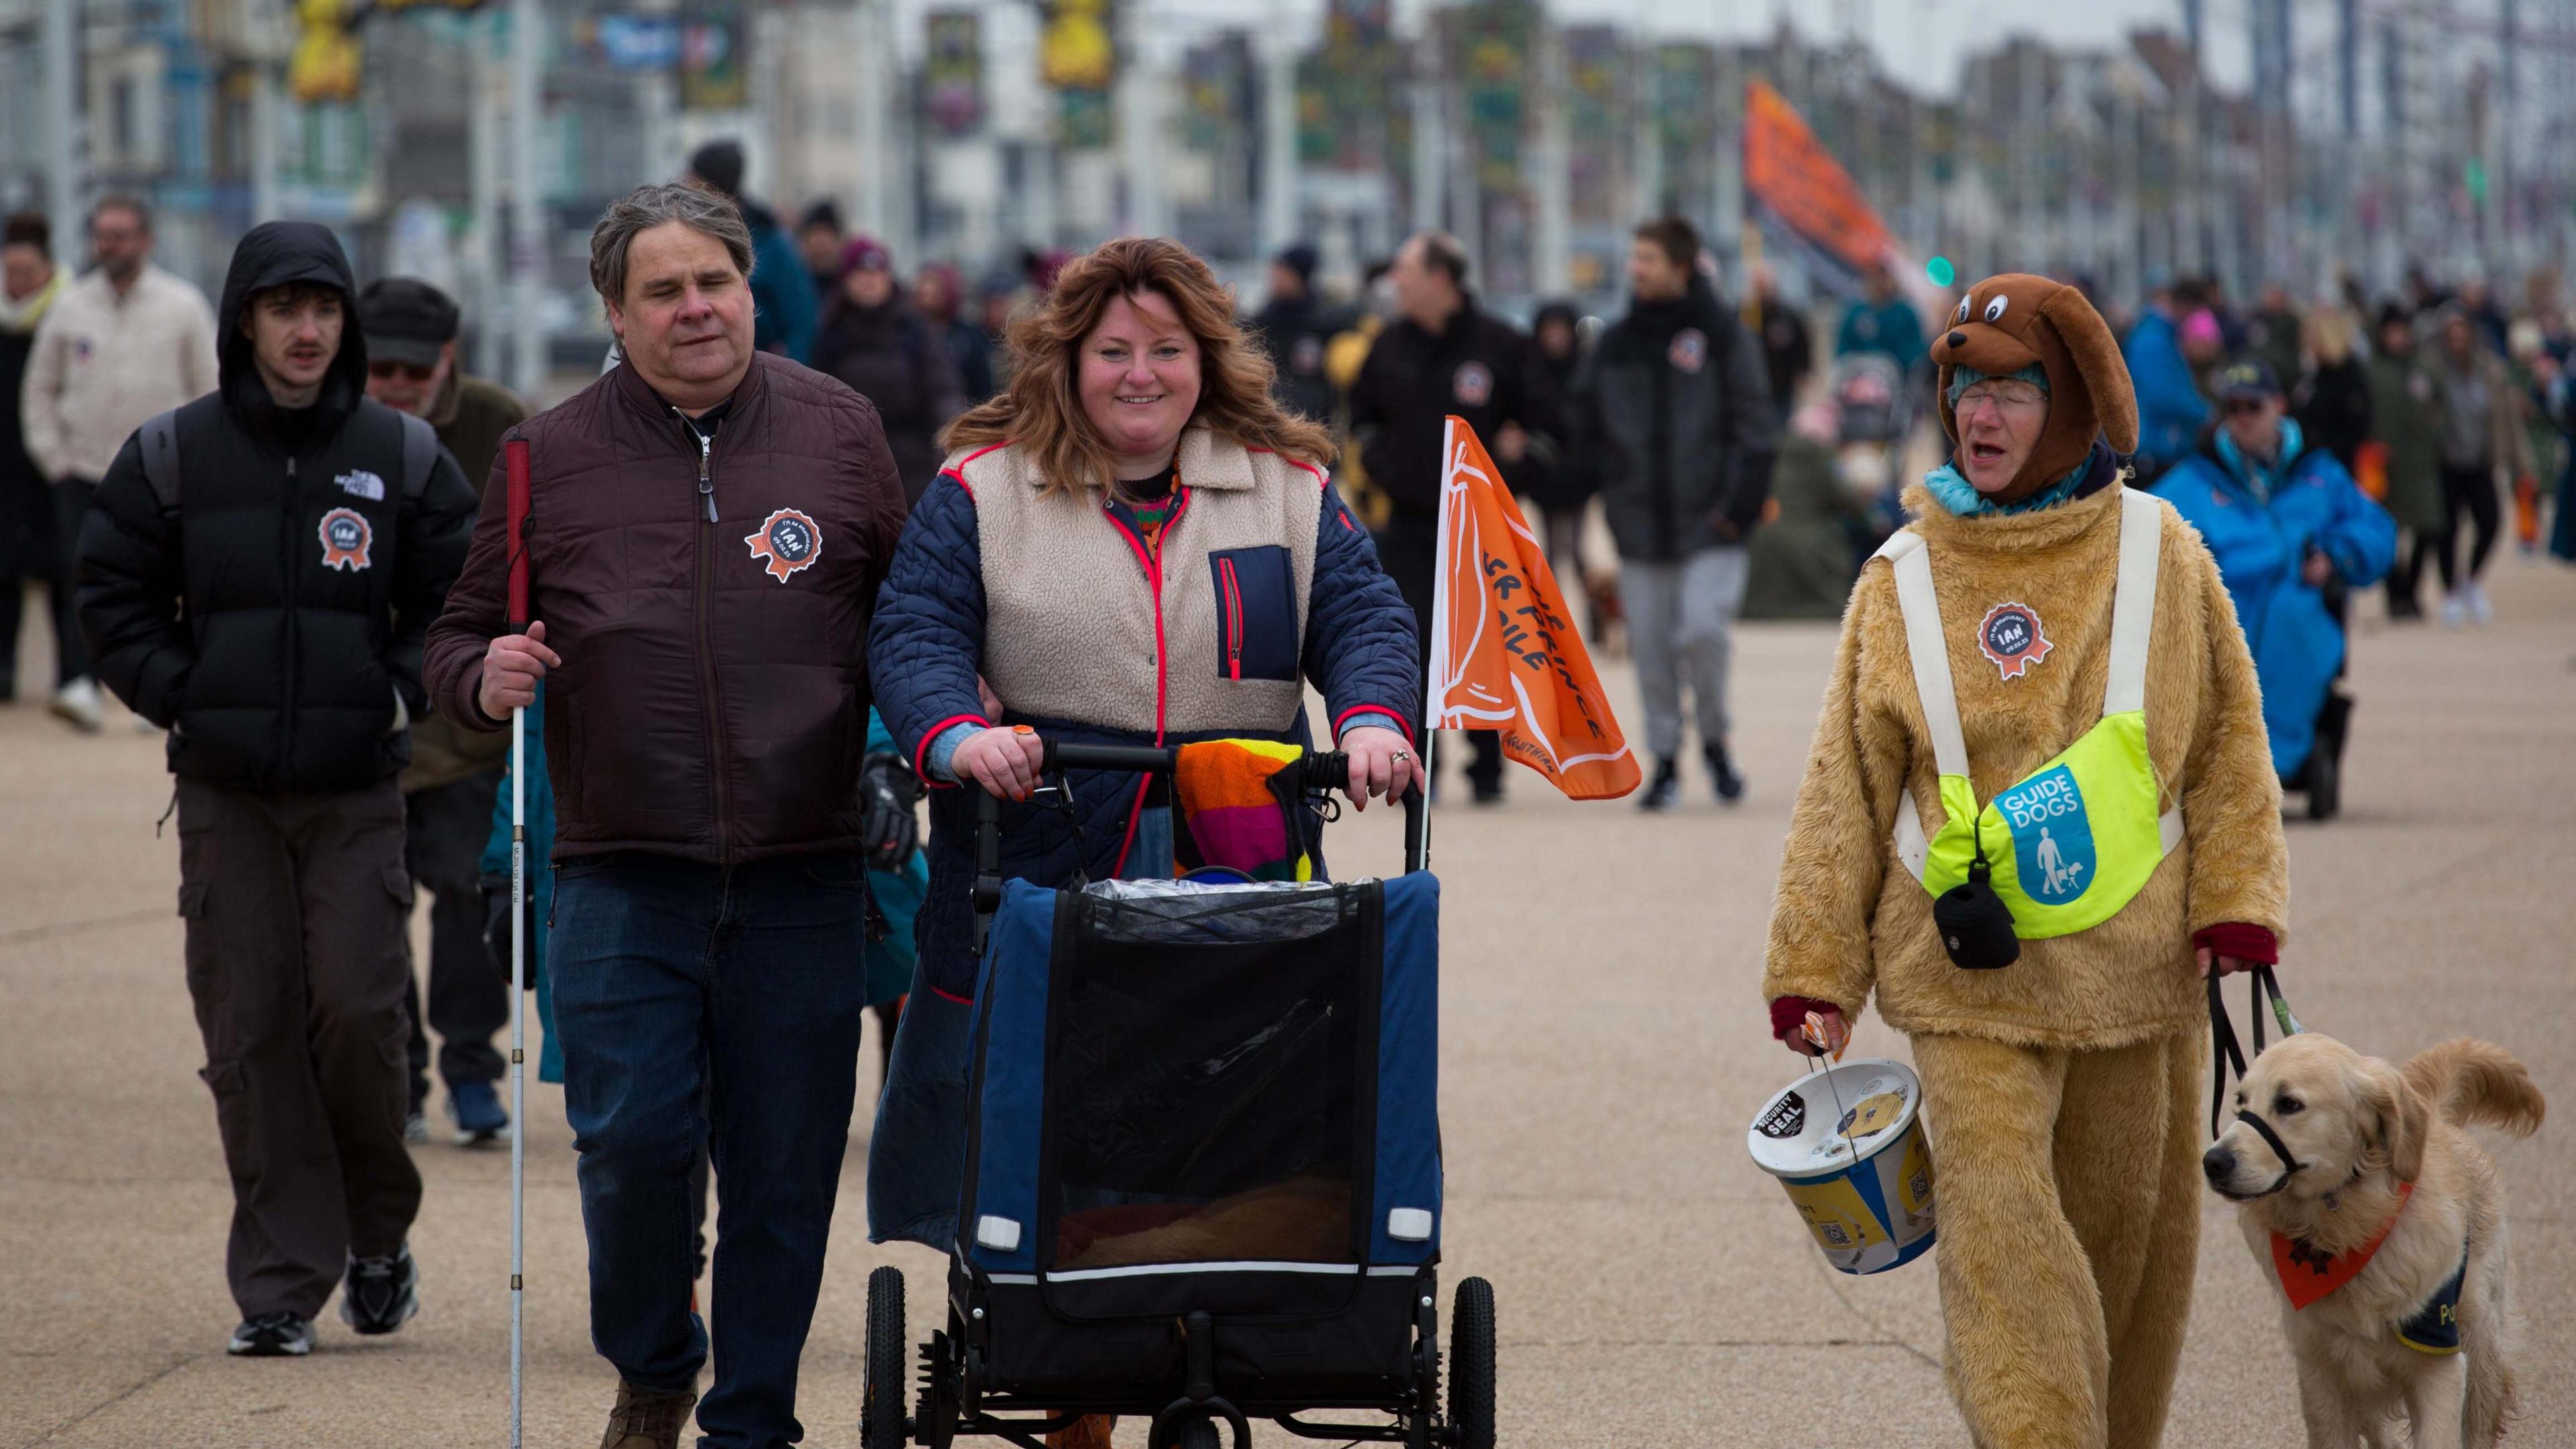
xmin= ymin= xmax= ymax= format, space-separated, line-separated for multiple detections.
xmin=1417 ymin=417 xmax=1456 ymax=869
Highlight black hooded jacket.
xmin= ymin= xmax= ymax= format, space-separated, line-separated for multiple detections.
xmin=75 ymin=221 xmax=478 ymax=792
xmin=1568 ymin=276 xmax=1778 ymax=560
xmin=1347 ymin=297 xmax=1562 ymax=521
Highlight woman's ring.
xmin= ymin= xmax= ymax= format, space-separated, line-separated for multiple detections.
xmin=1391 ymin=749 xmax=1412 ymax=762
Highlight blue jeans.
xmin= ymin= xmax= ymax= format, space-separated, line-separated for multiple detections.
xmin=552 ymin=851 xmax=869 ymax=1449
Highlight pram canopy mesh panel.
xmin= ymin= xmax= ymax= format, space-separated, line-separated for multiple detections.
xmin=963 ymin=872 xmax=1442 ymax=1321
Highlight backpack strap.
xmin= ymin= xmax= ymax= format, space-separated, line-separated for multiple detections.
xmin=395 ymin=410 xmax=439 ymax=502
xmin=139 ymin=409 xmax=183 ymax=512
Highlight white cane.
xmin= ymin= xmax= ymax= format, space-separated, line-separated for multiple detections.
xmin=502 ymin=437 xmax=534 ymax=1449
xmin=508 ymin=698 xmax=527 ymax=1448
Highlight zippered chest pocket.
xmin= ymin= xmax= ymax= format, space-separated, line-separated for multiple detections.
xmin=1209 ymin=545 xmax=1299 ymax=683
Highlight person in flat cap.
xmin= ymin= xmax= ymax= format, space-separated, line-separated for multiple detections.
xmin=2149 ymin=357 xmax=2394 ymax=820
xmin=356 ymin=276 xmax=535 ymax=1143
xmin=1761 ymin=273 xmax=2290 ymax=1449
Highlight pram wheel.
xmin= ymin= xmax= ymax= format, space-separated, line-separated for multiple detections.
xmin=1447 ymin=1279 xmax=1496 ymax=1449
xmin=1174 ymin=1418 xmax=1224 ymax=1449
xmin=863 ymin=1265 xmax=910 ymax=1449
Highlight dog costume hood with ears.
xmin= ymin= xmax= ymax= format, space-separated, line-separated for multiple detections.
xmin=1930 ymin=274 xmax=2139 ymax=501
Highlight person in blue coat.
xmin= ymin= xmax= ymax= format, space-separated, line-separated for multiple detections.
xmin=2124 ymin=288 xmax=2213 ymax=482
xmin=685 ymin=140 xmax=819 ymax=364
xmin=2149 ymin=360 xmax=2396 ymax=818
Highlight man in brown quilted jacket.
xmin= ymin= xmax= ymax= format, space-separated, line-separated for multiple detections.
xmin=424 ymin=182 xmax=908 ymax=1449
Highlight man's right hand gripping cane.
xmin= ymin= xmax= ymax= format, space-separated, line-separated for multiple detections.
xmin=478 ymin=621 xmax=560 ymax=720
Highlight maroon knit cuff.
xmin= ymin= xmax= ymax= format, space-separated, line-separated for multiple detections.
xmin=2194 ymin=922 xmax=2279 ymax=966
xmin=1770 ymin=996 xmax=1843 ymax=1042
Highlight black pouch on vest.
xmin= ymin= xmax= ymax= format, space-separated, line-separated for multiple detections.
xmin=1935 ymin=853 xmax=2020 ymax=970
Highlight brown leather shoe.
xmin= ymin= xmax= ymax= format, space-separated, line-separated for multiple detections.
xmin=598 ymin=1380 xmax=699 ymax=1449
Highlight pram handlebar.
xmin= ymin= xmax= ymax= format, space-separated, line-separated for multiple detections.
xmin=970 ymin=739 xmax=1427 ymax=935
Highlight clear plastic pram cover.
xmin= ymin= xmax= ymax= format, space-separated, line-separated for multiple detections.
xmin=1043 ymin=879 xmax=1379 ymax=1273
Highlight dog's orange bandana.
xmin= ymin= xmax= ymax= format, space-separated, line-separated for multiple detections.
xmin=2270 ymin=1181 xmax=2412 ymax=1310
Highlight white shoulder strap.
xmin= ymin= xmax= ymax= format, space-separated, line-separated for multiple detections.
xmin=2104 ymin=489 xmax=2163 ymax=716
xmin=1872 ymin=530 xmax=1970 ymax=780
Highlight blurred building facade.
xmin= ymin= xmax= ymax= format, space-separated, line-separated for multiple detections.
xmin=5 ymin=0 xmax=2571 ymax=341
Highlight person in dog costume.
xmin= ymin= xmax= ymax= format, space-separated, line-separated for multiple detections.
xmin=1762 ymin=273 xmax=2291 ymax=1449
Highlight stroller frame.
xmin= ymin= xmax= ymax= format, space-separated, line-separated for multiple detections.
xmin=865 ymin=741 xmax=1495 ymax=1449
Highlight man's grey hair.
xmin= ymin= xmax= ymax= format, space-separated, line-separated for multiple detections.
xmin=588 ymin=182 xmax=755 ymax=309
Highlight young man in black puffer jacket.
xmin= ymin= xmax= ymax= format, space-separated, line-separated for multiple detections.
xmin=1566 ymin=215 xmax=1778 ymax=810
xmin=76 ymin=221 xmax=478 ymax=1359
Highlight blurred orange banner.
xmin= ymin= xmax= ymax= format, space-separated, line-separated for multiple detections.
xmin=1426 ymin=418 xmax=1640 ymax=800
xmin=1743 ymin=79 xmax=1899 ymax=276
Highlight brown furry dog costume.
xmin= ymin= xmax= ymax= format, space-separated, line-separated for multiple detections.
xmin=1764 ymin=276 xmax=2288 ymax=1449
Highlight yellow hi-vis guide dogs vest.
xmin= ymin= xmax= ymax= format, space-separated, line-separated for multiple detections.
xmin=1875 ymin=489 xmax=2183 ymax=938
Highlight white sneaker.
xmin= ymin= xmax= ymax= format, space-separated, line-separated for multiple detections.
xmin=50 ymin=678 xmax=104 ymax=733
xmin=2441 ymin=592 xmax=2468 ymax=629
xmin=2465 ymin=579 xmax=2493 ymax=625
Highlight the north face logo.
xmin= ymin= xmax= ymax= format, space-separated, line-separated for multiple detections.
xmin=745 ymin=507 xmax=823 ymax=582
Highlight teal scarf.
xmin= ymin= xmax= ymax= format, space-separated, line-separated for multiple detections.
xmin=1924 ymin=457 xmax=2090 ymax=518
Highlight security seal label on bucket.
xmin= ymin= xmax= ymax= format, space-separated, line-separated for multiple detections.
xmin=1746 ymin=1058 xmax=1936 ymax=1275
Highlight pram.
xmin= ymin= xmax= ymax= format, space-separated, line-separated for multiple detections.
xmin=864 ymin=740 xmax=1493 ymax=1449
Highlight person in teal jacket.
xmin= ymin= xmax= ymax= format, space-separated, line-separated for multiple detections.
xmin=480 ymin=694 xmax=562 ymax=1084
xmin=1835 ymin=262 xmax=1926 ymax=376
xmin=2149 ymin=360 xmax=2396 ymax=818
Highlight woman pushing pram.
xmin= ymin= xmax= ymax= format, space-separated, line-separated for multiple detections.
xmin=864 ymin=238 xmax=1486 ymax=1449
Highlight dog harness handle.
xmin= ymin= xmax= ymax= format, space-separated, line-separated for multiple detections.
xmin=2209 ymin=965 xmax=2300 ymax=1138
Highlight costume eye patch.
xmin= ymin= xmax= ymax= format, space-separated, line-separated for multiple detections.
xmin=1984 ymin=296 xmax=2010 ymax=322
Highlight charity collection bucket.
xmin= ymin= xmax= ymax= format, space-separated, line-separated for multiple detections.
xmin=1745 ymin=1058 xmax=1936 ymax=1275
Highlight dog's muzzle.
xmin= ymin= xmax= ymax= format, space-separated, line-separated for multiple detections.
xmin=2203 ymin=1110 xmax=2304 ymax=1200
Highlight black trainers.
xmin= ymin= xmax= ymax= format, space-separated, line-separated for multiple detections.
xmin=1638 ymin=757 xmax=1680 ymax=812
xmin=339 ymin=1244 xmax=420 ymax=1335
xmin=1707 ymin=743 xmax=1746 ymax=804
xmin=227 ymin=1311 xmax=315 ymax=1357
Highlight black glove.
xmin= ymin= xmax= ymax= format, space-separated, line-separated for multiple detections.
xmin=480 ymin=871 xmax=541 ymax=993
xmin=857 ymin=749 xmax=921 ymax=872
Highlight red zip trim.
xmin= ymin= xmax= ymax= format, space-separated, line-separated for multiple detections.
xmin=930 ymin=984 xmax=974 ymax=1006
xmin=1220 ymin=557 xmax=1243 ymax=680
xmin=941 ymin=439 xmax=1012 ymax=500
xmin=913 ymin=712 xmax=992 ymax=789
xmin=1101 ymin=486 xmax=1189 ymax=876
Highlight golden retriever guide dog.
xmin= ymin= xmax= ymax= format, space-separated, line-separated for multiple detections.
xmin=2203 ymin=1035 xmax=2544 ymax=1447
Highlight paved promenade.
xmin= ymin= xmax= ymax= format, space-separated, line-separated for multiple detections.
xmin=5 ymin=557 xmax=2569 ymax=1447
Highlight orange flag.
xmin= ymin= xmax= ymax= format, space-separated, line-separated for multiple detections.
xmin=1426 ymin=417 xmax=1641 ymax=800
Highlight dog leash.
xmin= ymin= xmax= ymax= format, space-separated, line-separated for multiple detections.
xmin=2208 ymin=964 xmax=2302 ymax=1139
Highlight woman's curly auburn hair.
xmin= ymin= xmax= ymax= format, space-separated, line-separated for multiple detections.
xmin=938 ymin=237 xmax=1336 ymax=497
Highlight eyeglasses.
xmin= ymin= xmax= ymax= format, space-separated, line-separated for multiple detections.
xmin=368 ymin=360 xmax=437 ymax=382
xmin=1955 ymin=380 xmax=2047 ymax=413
